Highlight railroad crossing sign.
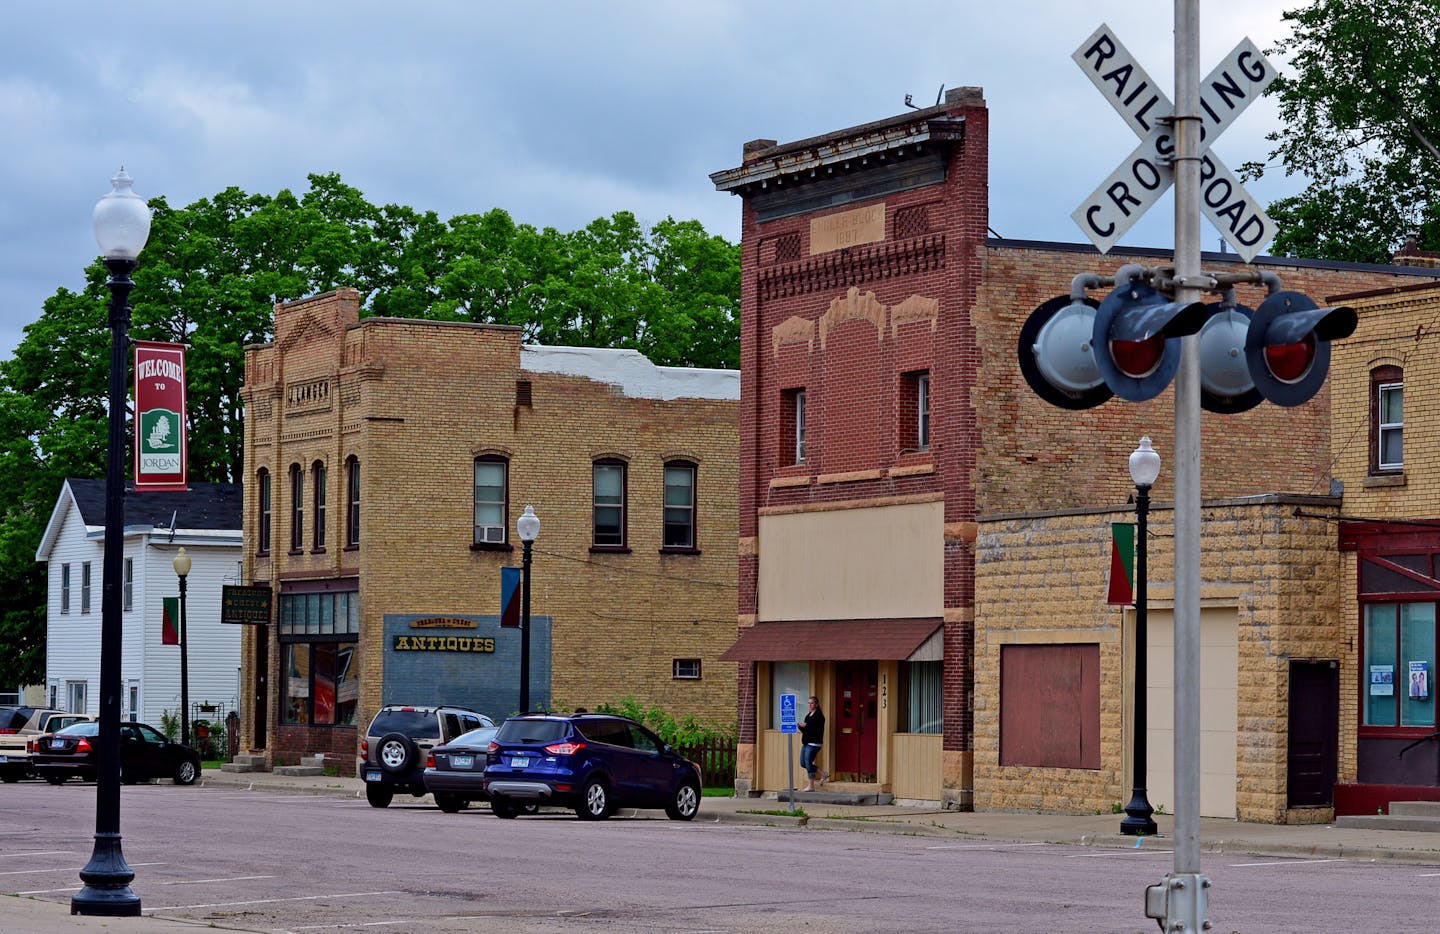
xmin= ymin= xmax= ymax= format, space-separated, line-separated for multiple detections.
xmin=1071 ymin=24 xmax=1278 ymax=262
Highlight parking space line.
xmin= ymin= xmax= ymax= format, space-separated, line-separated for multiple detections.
xmin=0 ymin=850 xmax=77 ymax=858
xmin=142 ymin=889 xmax=405 ymax=912
xmin=1227 ymin=858 xmax=1347 ymax=867
xmin=156 ymin=874 xmax=276 ymax=886
xmin=925 ymin=842 xmax=1049 ymax=850
xmin=1065 ymin=851 xmax=1173 ymax=859
xmin=0 ymin=861 xmax=165 ymax=876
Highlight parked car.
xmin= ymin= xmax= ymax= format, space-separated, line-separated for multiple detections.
xmin=422 ymin=725 xmax=499 ymax=813
xmin=0 ymin=707 xmax=96 ymax=782
xmin=360 ymin=705 xmax=493 ymax=808
xmin=31 ymin=721 xmax=200 ymax=785
xmin=483 ymin=713 xmax=702 ymax=821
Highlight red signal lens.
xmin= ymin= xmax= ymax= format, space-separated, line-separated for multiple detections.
xmin=544 ymin=742 xmax=584 ymax=756
xmin=1264 ymin=336 xmax=1316 ymax=383
xmin=1110 ymin=336 xmax=1165 ymax=378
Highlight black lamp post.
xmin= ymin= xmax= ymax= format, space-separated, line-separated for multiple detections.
xmin=73 ymin=169 xmax=151 ymax=917
xmin=516 ymin=505 xmax=540 ymax=713
xmin=173 ymin=547 xmax=192 ymax=747
xmin=1121 ymin=436 xmax=1161 ymax=837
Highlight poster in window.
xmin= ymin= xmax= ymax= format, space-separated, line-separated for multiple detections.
xmin=1370 ymin=665 xmax=1394 ymax=696
xmin=1409 ymin=661 xmax=1429 ymax=699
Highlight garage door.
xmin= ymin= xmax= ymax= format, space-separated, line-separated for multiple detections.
xmin=1145 ymin=608 xmax=1238 ymax=819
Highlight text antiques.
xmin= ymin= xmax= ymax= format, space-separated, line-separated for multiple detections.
xmin=392 ymin=635 xmax=496 ymax=653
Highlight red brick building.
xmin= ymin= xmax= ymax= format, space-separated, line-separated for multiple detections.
xmin=714 ymin=88 xmax=1440 ymax=810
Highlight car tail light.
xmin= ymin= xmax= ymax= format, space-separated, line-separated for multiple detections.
xmin=0 ymin=728 xmax=17 ymax=734
xmin=426 ymin=754 xmax=435 ymax=768
xmin=360 ymin=740 xmax=369 ymax=757
xmin=487 ymin=742 xmax=500 ymax=754
xmin=544 ymin=742 xmax=584 ymax=756
xmin=76 ymin=738 xmax=93 ymax=753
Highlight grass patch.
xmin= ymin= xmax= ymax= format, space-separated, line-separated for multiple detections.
xmin=737 ymin=807 xmax=806 ymax=818
xmin=702 ymin=787 xmax=736 ymax=797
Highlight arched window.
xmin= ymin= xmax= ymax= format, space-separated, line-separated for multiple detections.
xmin=662 ymin=460 xmax=697 ymax=551
xmin=474 ymin=456 xmax=509 ymax=545
xmin=257 ymin=468 xmax=272 ymax=555
xmin=289 ymin=463 xmax=304 ymax=553
xmin=345 ymin=456 xmax=360 ymax=548
xmin=312 ymin=461 xmax=327 ymax=551
xmin=592 ymin=459 xmax=627 ymax=549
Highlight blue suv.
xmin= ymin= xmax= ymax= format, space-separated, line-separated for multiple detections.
xmin=483 ymin=713 xmax=702 ymax=821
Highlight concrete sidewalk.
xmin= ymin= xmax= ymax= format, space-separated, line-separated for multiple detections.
xmin=9 ymin=765 xmax=1440 ymax=932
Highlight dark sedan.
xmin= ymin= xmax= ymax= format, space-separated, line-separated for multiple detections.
xmin=422 ymin=725 xmax=500 ymax=812
xmin=32 ymin=721 xmax=200 ymax=786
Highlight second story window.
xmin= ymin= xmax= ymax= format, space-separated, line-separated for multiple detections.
xmin=918 ymin=373 xmax=931 ymax=450
xmin=81 ymin=562 xmax=91 ymax=614
xmin=781 ymin=388 xmax=807 ymax=466
xmin=312 ymin=462 xmax=327 ymax=550
xmin=663 ymin=461 xmax=696 ymax=550
xmin=1376 ymin=374 xmax=1399 ymax=469
xmin=345 ymin=456 xmax=361 ymax=548
xmin=289 ymin=463 xmax=304 ymax=553
xmin=60 ymin=563 xmax=70 ymax=614
xmin=593 ymin=460 xmax=627 ymax=548
xmin=257 ymin=469 xmax=272 ymax=555
xmin=474 ymin=457 xmax=509 ymax=545
xmin=123 ymin=558 xmax=133 ymax=611
xmin=900 ymin=370 xmax=931 ymax=453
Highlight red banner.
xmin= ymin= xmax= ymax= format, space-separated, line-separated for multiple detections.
xmin=133 ymin=341 xmax=187 ymax=492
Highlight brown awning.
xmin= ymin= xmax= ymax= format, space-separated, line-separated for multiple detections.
xmin=720 ymin=618 xmax=943 ymax=662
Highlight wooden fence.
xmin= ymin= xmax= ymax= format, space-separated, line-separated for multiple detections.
xmin=678 ymin=737 xmax=736 ymax=788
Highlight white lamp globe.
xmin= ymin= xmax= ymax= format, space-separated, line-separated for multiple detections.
xmin=93 ymin=168 xmax=152 ymax=260
xmin=1129 ymin=436 xmax=1162 ymax=488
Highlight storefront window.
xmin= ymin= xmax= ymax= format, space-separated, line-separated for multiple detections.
xmin=903 ymin=660 xmax=943 ymax=734
xmin=770 ymin=661 xmax=809 ymax=729
xmin=280 ymin=588 xmax=359 ymax=726
xmin=1365 ymin=602 xmax=1436 ymax=728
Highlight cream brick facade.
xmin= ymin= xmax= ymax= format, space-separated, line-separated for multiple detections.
xmin=237 ymin=290 xmax=738 ymax=766
xmin=976 ymin=497 xmax=1343 ymax=823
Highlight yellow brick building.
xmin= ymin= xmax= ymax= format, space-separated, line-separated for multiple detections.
xmin=236 ymin=290 xmax=738 ymax=767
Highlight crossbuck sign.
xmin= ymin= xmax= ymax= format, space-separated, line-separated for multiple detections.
xmin=1071 ymin=24 xmax=1278 ymax=262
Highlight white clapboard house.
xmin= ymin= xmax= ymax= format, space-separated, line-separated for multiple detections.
xmin=36 ymin=479 xmax=243 ymax=729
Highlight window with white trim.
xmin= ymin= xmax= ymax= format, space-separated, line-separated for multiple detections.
xmin=81 ymin=562 xmax=91 ymax=614
xmin=60 ymin=563 xmax=70 ymax=615
xmin=123 ymin=558 xmax=133 ymax=611
xmin=1379 ymin=381 xmax=1402 ymax=471
xmin=663 ymin=461 xmax=696 ymax=550
xmin=673 ymin=658 xmax=701 ymax=679
xmin=474 ymin=457 xmax=508 ymax=545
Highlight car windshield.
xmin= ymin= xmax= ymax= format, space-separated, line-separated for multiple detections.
xmin=57 ymin=721 xmax=100 ymax=736
xmin=494 ymin=719 xmax=569 ymax=745
xmin=369 ymin=709 xmax=437 ymax=736
xmin=449 ymin=727 xmax=498 ymax=747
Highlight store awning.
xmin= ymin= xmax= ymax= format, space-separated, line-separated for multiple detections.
xmin=719 ymin=618 xmax=943 ymax=662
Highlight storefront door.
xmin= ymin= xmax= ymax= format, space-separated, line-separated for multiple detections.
xmin=834 ymin=661 xmax=878 ymax=781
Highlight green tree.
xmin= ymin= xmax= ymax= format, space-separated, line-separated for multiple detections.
xmin=0 ymin=175 xmax=739 ymax=689
xmin=1248 ymin=0 xmax=1440 ymax=262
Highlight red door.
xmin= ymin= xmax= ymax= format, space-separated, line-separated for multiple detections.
xmin=833 ymin=661 xmax=878 ymax=781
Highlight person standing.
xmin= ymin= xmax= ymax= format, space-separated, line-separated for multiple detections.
xmin=799 ymin=695 xmax=829 ymax=791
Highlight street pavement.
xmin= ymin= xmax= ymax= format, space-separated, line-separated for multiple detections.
xmin=8 ymin=766 xmax=1440 ymax=932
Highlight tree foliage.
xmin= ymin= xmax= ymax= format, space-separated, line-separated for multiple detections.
xmin=0 ymin=175 xmax=739 ymax=687
xmin=1249 ymin=0 xmax=1440 ymax=262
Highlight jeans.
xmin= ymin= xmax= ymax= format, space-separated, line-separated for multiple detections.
xmin=801 ymin=742 xmax=822 ymax=777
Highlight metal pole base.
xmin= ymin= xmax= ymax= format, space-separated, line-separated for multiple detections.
xmin=71 ymin=832 xmax=140 ymax=916
xmin=1120 ymin=787 xmax=1159 ymax=836
xmin=1144 ymin=872 xmax=1211 ymax=932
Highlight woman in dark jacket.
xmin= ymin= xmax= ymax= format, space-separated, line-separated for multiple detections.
xmin=799 ymin=695 xmax=829 ymax=791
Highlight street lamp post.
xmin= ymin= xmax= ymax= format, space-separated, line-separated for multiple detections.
xmin=173 ymin=548 xmax=192 ymax=747
xmin=516 ymin=505 xmax=540 ymax=713
xmin=73 ymin=169 xmax=151 ymax=917
xmin=1121 ymin=436 xmax=1161 ymax=837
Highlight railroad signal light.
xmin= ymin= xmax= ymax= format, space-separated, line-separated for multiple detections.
xmin=1018 ymin=294 xmax=1111 ymax=410
xmin=1244 ymin=291 xmax=1357 ymax=407
xmin=1090 ymin=281 xmax=1208 ymax=402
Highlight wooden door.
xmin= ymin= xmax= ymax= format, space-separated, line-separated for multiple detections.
xmin=1287 ymin=660 xmax=1339 ymax=807
xmin=833 ymin=661 xmax=878 ymax=781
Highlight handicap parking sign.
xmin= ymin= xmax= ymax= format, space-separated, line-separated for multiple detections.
xmin=780 ymin=693 xmax=798 ymax=733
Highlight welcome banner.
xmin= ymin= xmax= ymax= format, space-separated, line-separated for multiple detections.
xmin=133 ymin=341 xmax=188 ymax=492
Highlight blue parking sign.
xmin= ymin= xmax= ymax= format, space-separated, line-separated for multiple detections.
xmin=780 ymin=693 xmax=798 ymax=733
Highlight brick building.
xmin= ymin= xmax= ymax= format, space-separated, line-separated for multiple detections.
xmin=236 ymin=290 xmax=738 ymax=767
xmin=714 ymin=87 xmax=1440 ymax=814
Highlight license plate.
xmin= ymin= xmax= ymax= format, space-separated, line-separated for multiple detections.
xmin=51 ymin=739 xmax=66 ymax=750
xmin=365 ymin=769 xmax=382 ymax=782
xmin=511 ymin=756 xmax=529 ymax=769
xmin=0 ymin=754 xmax=7 ymax=763
xmin=451 ymin=755 xmax=473 ymax=769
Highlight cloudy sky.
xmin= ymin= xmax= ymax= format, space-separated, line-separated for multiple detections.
xmin=1 ymin=0 xmax=1306 ymax=360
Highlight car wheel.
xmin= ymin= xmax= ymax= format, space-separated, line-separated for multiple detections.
xmin=521 ymin=803 xmax=541 ymax=815
xmin=44 ymin=772 xmax=67 ymax=785
xmin=1 ymin=771 xmax=19 ymax=783
xmin=665 ymin=781 xmax=701 ymax=821
xmin=434 ymin=792 xmax=466 ymax=813
xmin=365 ymin=783 xmax=394 ymax=808
xmin=490 ymin=797 xmax=519 ymax=819
xmin=377 ymin=732 xmax=418 ymax=774
xmin=576 ymin=778 xmax=611 ymax=820
xmin=174 ymin=760 xmax=198 ymax=785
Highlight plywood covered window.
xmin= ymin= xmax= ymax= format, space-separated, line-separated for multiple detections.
xmin=999 ymin=643 xmax=1101 ymax=769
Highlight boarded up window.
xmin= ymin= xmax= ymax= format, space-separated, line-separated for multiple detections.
xmin=999 ymin=643 xmax=1101 ymax=769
